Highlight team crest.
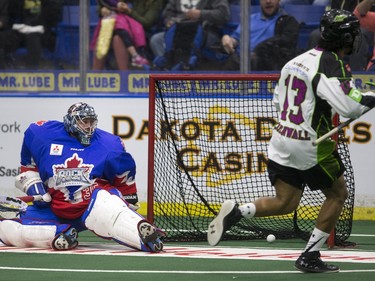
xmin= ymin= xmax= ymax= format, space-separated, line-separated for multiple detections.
xmin=52 ymin=153 xmax=94 ymax=187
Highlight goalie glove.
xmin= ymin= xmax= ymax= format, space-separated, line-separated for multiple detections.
xmin=107 ymin=188 xmax=141 ymax=211
xmin=122 ymin=193 xmax=140 ymax=211
xmin=15 ymin=171 xmax=52 ymax=207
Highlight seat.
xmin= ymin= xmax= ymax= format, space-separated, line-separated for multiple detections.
xmin=54 ymin=5 xmax=98 ymax=67
xmin=283 ymin=4 xmax=326 ymax=51
xmin=283 ymin=4 xmax=326 ymax=26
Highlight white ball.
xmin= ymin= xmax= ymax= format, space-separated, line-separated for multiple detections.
xmin=267 ymin=234 xmax=276 ymax=243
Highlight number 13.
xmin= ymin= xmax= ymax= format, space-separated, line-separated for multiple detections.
xmin=280 ymin=75 xmax=307 ymax=125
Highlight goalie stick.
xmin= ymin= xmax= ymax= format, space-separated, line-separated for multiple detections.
xmin=0 ymin=195 xmax=44 ymax=218
xmin=17 ymin=195 xmax=43 ymax=203
xmin=0 ymin=196 xmax=29 ymax=219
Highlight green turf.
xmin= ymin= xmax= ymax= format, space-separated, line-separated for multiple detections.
xmin=0 ymin=220 xmax=374 ymax=281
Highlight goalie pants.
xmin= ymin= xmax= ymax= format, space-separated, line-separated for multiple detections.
xmin=0 ymin=189 xmax=146 ymax=250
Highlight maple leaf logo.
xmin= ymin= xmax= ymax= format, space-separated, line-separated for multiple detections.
xmin=52 ymin=153 xmax=94 ymax=187
xmin=35 ymin=120 xmax=48 ymax=126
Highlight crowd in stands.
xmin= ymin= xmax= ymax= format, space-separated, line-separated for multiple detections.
xmin=0 ymin=0 xmax=374 ymax=72
xmin=0 ymin=0 xmax=62 ymax=69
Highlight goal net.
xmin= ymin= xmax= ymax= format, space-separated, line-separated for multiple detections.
xmin=148 ymin=74 xmax=355 ymax=244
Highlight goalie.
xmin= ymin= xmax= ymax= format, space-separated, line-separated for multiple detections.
xmin=0 ymin=102 xmax=165 ymax=252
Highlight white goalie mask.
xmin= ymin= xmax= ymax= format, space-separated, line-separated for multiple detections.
xmin=63 ymin=102 xmax=98 ymax=146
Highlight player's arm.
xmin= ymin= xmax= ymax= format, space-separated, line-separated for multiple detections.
xmin=16 ymin=124 xmax=51 ymax=206
xmin=315 ymin=54 xmax=375 ymax=118
xmin=101 ymin=138 xmax=139 ymax=209
xmin=110 ymin=152 xmax=139 ymax=209
xmin=15 ymin=170 xmax=52 ymax=206
xmin=317 ymin=76 xmax=375 ymax=118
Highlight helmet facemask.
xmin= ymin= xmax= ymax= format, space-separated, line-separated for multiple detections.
xmin=63 ymin=103 xmax=98 ymax=146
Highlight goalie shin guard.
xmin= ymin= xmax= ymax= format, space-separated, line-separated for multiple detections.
xmin=83 ymin=189 xmax=164 ymax=251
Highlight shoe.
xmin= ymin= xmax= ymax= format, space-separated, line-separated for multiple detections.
xmin=207 ymin=200 xmax=242 ymax=246
xmin=52 ymin=227 xmax=78 ymax=250
xmin=138 ymin=220 xmax=166 ymax=252
xmin=294 ymin=251 xmax=340 ymax=273
xmin=131 ymin=55 xmax=149 ymax=68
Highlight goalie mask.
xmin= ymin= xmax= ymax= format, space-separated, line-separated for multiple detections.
xmin=63 ymin=102 xmax=98 ymax=146
xmin=319 ymin=9 xmax=361 ymax=54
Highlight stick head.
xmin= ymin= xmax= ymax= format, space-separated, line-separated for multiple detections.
xmin=0 ymin=196 xmax=28 ymax=219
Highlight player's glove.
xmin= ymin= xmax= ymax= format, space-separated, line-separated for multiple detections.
xmin=15 ymin=171 xmax=52 ymax=207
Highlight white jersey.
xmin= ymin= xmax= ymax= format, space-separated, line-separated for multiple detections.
xmin=268 ymin=47 xmax=371 ymax=170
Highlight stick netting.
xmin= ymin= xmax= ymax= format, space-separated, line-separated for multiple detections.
xmin=148 ymin=74 xmax=355 ymax=243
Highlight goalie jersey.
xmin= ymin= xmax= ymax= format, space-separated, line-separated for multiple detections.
xmin=268 ymin=47 xmax=371 ymax=170
xmin=19 ymin=120 xmax=137 ymax=219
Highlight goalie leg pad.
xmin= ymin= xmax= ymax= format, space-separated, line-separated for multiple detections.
xmin=83 ymin=189 xmax=146 ymax=250
xmin=0 ymin=220 xmax=56 ymax=248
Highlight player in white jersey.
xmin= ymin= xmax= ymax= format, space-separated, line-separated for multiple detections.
xmin=0 ymin=102 xmax=165 ymax=252
xmin=207 ymin=9 xmax=375 ymax=273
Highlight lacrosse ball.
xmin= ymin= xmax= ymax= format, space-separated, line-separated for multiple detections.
xmin=267 ymin=234 xmax=276 ymax=243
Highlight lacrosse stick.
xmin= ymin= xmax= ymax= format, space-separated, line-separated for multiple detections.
xmin=0 ymin=195 xmax=42 ymax=219
xmin=313 ymin=83 xmax=375 ymax=146
xmin=313 ymin=108 xmax=372 ymax=146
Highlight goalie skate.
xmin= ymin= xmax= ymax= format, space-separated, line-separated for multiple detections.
xmin=207 ymin=200 xmax=242 ymax=246
xmin=52 ymin=227 xmax=78 ymax=250
xmin=137 ymin=220 xmax=166 ymax=252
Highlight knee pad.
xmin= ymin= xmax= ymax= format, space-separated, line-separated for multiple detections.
xmin=83 ymin=189 xmax=145 ymax=250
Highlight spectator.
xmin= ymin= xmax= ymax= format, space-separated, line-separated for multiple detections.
xmin=221 ymin=0 xmax=300 ymax=70
xmin=0 ymin=0 xmax=18 ymax=69
xmin=91 ymin=0 xmax=149 ymax=70
xmin=150 ymin=0 xmax=230 ymax=70
xmin=331 ymin=0 xmax=360 ymax=11
xmin=353 ymin=0 xmax=375 ymax=71
xmin=306 ymin=1 xmax=372 ymax=71
xmin=111 ymin=0 xmax=167 ymax=61
xmin=119 ymin=0 xmax=167 ymax=37
xmin=8 ymin=0 xmax=62 ymax=69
